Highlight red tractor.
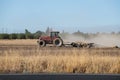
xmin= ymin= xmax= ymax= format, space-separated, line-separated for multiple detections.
xmin=37 ymin=31 xmax=63 ymax=47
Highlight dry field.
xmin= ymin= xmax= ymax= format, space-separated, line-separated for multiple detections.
xmin=0 ymin=39 xmax=37 ymax=45
xmin=0 ymin=39 xmax=120 ymax=74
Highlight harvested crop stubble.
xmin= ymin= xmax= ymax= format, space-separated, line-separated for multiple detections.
xmin=0 ymin=48 xmax=120 ymax=74
xmin=0 ymin=39 xmax=37 ymax=45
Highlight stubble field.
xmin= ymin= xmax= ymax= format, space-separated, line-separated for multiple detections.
xmin=0 ymin=39 xmax=120 ymax=74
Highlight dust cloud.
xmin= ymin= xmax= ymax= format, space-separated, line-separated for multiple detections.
xmin=62 ymin=34 xmax=120 ymax=47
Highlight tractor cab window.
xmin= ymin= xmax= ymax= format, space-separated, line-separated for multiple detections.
xmin=50 ymin=32 xmax=59 ymax=37
xmin=50 ymin=33 xmax=54 ymax=37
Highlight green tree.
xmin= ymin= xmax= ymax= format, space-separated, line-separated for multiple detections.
xmin=0 ymin=34 xmax=10 ymax=39
xmin=34 ymin=31 xmax=42 ymax=39
xmin=17 ymin=33 xmax=26 ymax=39
xmin=9 ymin=33 xmax=17 ymax=39
xmin=25 ymin=29 xmax=33 ymax=39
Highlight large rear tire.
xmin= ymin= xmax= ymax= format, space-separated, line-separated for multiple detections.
xmin=39 ymin=40 xmax=46 ymax=47
xmin=53 ymin=38 xmax=63 ymax=47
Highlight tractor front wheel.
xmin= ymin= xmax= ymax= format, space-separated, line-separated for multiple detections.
xmin=39 ymin=40 xmax=46 ymax=47
xmin=53 ymin=38 xmax=63 ymax=47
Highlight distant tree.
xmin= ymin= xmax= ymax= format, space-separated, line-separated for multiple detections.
xmin=9 ymin=33 xmax=17 ymax=39
xmin=96 ymin=32 xmax=100 ymax=35
xmin=62 ymin=30 xmax=64 ymax=34
xmin=84 ymin=33 xmax=90 ymax=39
xmin=0 ymin=34 xmax=9 ymax=39
xmin=34 ymin=31 xmax=42 ymax=39
xmin=118 ymin=31 xmax=120 ymax=34
xmin=73 ymin=30 xmax=84 ymax=36
xmin=46 ymin=27 xmax=50 ymax=35
xmin=17 ymin=33 xmax=26 ymax=39
xmin=111 ymin=32 xmax=115 ymax=35
xmin=117 ymin=31 xmax=120 ymax=35
xmin=60 ymin=32 xmax=69 ymax=39
xmin=25 ymin=29 xmax=33 ymax=39
xmin=45 ymin=27 xmax=53 ymax=35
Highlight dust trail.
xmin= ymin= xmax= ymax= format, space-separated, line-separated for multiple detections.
xmin=62 ymin=34 xmax=120 ymax=47
xmin=89 ymin=34 xmax=120 ymax=47
xmin=62 ymin=34 xmax=86 ymax=43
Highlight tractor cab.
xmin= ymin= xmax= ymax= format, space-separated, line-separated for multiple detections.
xmin=50 ymin=31 xmax=60 ymax=38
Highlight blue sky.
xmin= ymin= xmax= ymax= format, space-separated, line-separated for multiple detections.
xmin=0 ymin=0 xmax=120 ymax=33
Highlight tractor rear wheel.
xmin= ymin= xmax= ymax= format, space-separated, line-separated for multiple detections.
xmin=39 ymin=40 xmax=46 ymax=47
xmin=53 ymin=38 xmax=63 ymax=47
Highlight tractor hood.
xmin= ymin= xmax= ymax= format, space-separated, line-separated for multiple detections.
xmin=39 ymin=36 xmax=51 ymax=40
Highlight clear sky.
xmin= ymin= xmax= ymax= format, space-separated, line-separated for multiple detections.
xmin=0 ymin=0 xmax=120 ymax=33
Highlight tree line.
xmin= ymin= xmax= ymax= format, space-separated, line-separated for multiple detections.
xmin=0 ymin=29 xmax=46 ymax=39
xmin=0 ymin=28 xmax=120 ymax=39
